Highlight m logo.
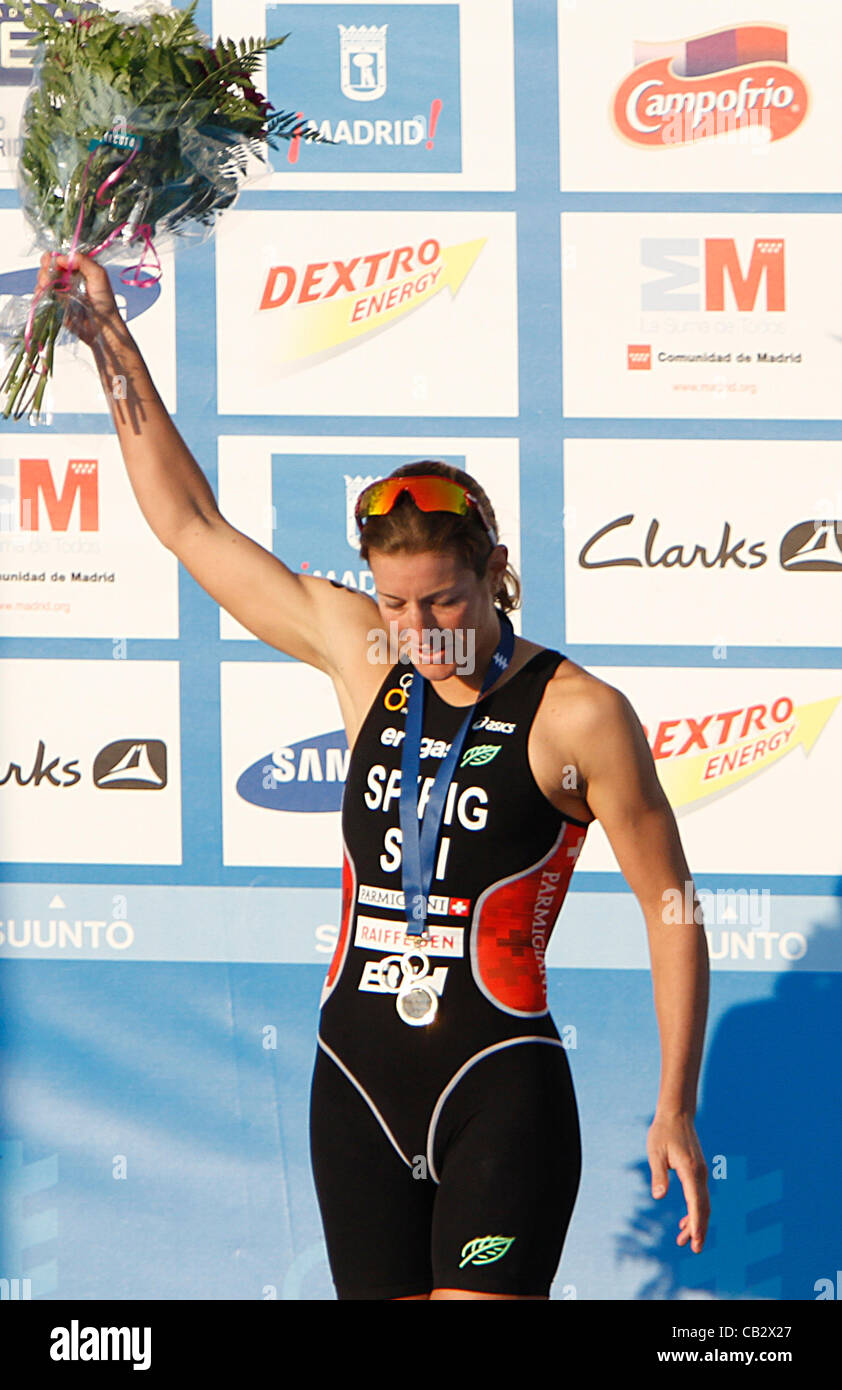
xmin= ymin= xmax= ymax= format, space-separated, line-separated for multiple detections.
xmin=15 ymin=458 xmax=99 ymax=532
xmin=339 ymin=24 xmax=388 ymax=101
xmin=460 ymin=744 xmax=500 ymax=768
xmin=641 ymin=238 xmax=785 ymax=313
xmin=459 ymin=1235 xmax=516 ymax=1268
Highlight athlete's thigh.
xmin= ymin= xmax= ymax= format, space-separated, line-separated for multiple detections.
xmin=309 ymin=1047 xmax=435 ymax=1300
xmin=430 ymin=1040 xmax=581 ymax=1297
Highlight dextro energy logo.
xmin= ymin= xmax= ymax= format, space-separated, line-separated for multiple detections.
xmin=265 ymin=3 xmax=461 ymax=173
xmin=259 ymin=236 xmax=485 ymax=365
xmin=644 ymin=694 xmax=839 ymax=810
xmin=237 ymin=730 xmax=350 ymax=813
xmin=641 ymin=238 xmax=785 ymax=312
xmin=613 ymin=24 xmax=808 ymax=147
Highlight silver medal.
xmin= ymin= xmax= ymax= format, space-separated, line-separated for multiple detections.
xmin=394 ymin=945 xmax=438 ymax=1027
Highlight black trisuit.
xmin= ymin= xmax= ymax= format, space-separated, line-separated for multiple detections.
xmin=310 ymin=646 xmax=589 ymax=1299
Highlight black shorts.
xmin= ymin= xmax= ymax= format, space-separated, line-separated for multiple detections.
xmin=309 ymin=1037 xmax=581 ymax=1299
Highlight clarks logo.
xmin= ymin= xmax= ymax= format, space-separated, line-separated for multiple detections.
xmin=578 ymin=516 xmax=842 ymax=572
xmin=780 ymin=520 xmax=842 ymax=571
xmin=0 ymin=739 xmax=167 ymax=789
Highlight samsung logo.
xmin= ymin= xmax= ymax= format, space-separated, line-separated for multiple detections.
xmin=237 ymin=730 xmax=349 ymax=812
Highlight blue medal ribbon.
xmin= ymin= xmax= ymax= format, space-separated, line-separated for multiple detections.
xmin=399 ymin=609 xmax=515 ymax=937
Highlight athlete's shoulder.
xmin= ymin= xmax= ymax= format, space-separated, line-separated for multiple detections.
xmin=538 ymin=655 xmax=640 ymax=737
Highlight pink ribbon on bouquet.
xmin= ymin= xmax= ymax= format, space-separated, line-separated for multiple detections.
xmin=24 ymin=138 xmax=161 ymax=362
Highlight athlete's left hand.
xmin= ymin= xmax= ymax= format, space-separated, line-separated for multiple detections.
xmin=647 ymin=1113 xmax=709 ymax=1252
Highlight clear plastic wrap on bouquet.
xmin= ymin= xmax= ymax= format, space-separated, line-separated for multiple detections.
xmin=0 ymin=0 xmax=320 ymax=419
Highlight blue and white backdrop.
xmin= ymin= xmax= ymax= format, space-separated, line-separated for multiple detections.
xmin=0 ymin=0 xmax=840 ymax=1301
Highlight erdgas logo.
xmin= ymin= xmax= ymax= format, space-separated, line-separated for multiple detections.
xmin=613 ymin=24 xmax=808 ymax=148
xmin=237 ymin=730 xmax=349 ymax=813
xmin=459 ymin=1236 xmax=516 ymax=1268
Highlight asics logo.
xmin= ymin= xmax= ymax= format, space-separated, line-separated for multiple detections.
xmin=472 ymin=715 xmax=516 ymax=733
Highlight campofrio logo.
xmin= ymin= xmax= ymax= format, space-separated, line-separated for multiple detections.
xmin=237 ymin=730 xmax=349 ymax=812
xmin=613 ymin=24 xmax=808 ymax=148
xmin=258 ymin=235 xmax=485 ymax=366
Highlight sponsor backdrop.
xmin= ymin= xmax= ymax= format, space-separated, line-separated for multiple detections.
xmin=0 ymin=0 xmax=839 ymax=1304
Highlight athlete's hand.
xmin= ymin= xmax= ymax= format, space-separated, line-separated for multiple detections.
xmin=36 ymin=250 xmax=123 ymax=346
xmin=647 ymin=1113 xmax=709 ymax=1253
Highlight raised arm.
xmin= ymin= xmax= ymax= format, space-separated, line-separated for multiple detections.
xmin=569 ymin=678 xmax=711 ymax=1254
xmin=40 ymin=251 xmax=377 ymax=676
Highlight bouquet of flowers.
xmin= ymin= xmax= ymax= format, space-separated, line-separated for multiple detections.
xmin=1 ymin=0 xmax=322 ymax=420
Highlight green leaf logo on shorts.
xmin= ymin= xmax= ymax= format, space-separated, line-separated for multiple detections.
xmin=459 ymin=744 xmax=501 ymax=768
xmin=459 ymin=1235 xmax=516 ymax=1267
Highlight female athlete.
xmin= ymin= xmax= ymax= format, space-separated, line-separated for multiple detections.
xmin=40 ymin=251 xmax=710 ymax=1301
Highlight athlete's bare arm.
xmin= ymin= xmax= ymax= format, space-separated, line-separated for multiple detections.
xmin=42 ymin=252 xmax=380 ymax=726
xmin=540 ymin=671 xmax=711 ymax=1253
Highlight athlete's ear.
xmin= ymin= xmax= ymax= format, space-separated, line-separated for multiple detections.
xmin=485 ymin=544 xmax=508 ymax=591
xmin=489 ymin=539 xmax=508 ymax=572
